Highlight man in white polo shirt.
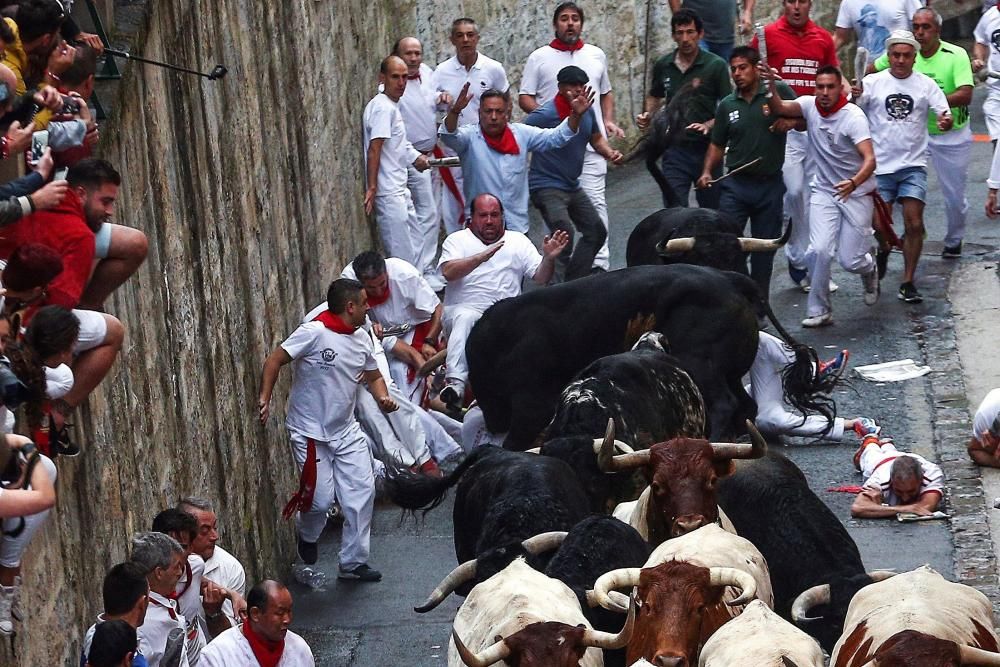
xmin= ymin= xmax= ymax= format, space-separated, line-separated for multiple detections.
xmin=258 ymin=279 xmax=398 ymax=582
xmin=851 ymin=429 xmax=943 ymax=518
xmin=519 ymin=1 xmax=624 ymax=272
xmin=853 ymin=30 xmax=950 ymax=304
xmin=437 ymin=193 xmax=567 ymax=411
xmin=434 ymin=18 xmax=510 ymax=233
xmin=363 ymin=55 xmax=431 ymax=267
xmin=130 ymin=532 xmax=189 ymax=667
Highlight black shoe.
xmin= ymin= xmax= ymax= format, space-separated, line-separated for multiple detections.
xmin=297 ymin=538 xmax=318 ymax=565
xmin=876 ymin=248 xmax=890 ymax=280
xmin=941 ymin=242 xmax=962 ymax=259
xmin=897 ymin=282 xmax=923 ymax=303
xmin=338 ymin=564 xmax=382 ymax=582
xmin=49 ymin=417 xmax=80 ymax=457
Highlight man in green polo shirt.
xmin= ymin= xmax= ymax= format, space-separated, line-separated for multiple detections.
xmin=872 ymin=6 xmax=973 ymax=259
xmin=637 ymin=8 xmax=731 ymax=209
xmin=697 ymin=46 xmax=796 ymax=302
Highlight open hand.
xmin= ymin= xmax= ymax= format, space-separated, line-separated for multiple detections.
xmin=569 ymin=85 xmax=596 ymax=116
xmin=542 ymin=230 xmax=570 ymax=257
xmin=450 ymin=82 xmax=474 ymax=116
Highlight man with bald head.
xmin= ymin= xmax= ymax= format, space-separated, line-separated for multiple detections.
xmin=363 ymin=55 xmax=431 ymax=267
xmin=199 ymin=580 xmax=315 ymax=666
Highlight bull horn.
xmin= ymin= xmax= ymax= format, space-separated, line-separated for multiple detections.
xmin=414 ymin=559 xmax=477 ymax=613
xmin=710 ymin=420 xmax=767 ymax=461
xmin=581 ymin=593 xmax=637 ymax=649
xmin=596 ymin=419 xmax=649 ymax=472
xmin=790 ymin=583 xmax=831 ymax=624
xmin=656 ymin=237 xmax=696 ymax=255
xmin=418 ymin=349 xmax=447 ymax=376
xmin=591 ymin=568 xmax=642 ymax=612
xmin=739 ymin=235 xmax=786 ymax=252
xmin=959 ymin=645 xmax=1000 ymax=666
xmin=709 ymin=566 xmax=758 ymax=607
xmin=521 ymin=531 xmax=568 ymax=555
xmin=867 ymin=570 xmax=897 ymax=582
xmin=524 ymin=447 xmax=541 ymax=454
xmin=453 ymin=629 xmax=511 ymax=667
xmin=585 ymin=589 xmax=631 ymax=610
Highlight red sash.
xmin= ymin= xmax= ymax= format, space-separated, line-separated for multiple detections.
xmin=554 ymin=94 xmax=573 ymax=120
xmin=282 ymin=437 xmax=317 ymax=520
xmin=406 ymin=320 xmax=435 ymax=384
xmin=482 ymin=126 xmax=520 ymax=155
xmin=549 ymin=38 xmax=584 ymax=52
xmin=433 ymin=145 xmax=465 ymax=228
xmin=870 ymin=192 xmax=902 ymax=249
xmin=243 ymin=621 xmax=284 ymax=667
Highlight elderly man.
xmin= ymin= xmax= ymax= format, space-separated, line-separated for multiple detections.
xmin=130 ymin=531 xmax=189 ymax=667
xmin=851 ymin=428 xmax=943 ymax=518
xmin=967 ymin=389 xmax=1000 ymax=468
xmin=363 ymin=55 xmax=430 ymax=267
xmin=834 ymin=0 xmax=922 ymax=57
xmin=81 ymin=562 xmax=150 ymax=667
xmin=199 ymin=580 xmax=314 ymax=667
xmin=520 ymin=1 xmax=624 ymax=271
xmin=434 ymin=18 xmax=510 ymax=233
xmin=437 ymin=193 xmax=567 ymax=410
xmin=871 ymin=8 xmax=973 ymax=259
xmin=440 ymin=83 xmax=593 ymax=234
xmin=854 ymin=30 xmax=951 ymax=304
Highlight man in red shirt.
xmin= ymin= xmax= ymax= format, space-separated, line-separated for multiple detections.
xmin=751 ymin=0 xmax=838 ymax=291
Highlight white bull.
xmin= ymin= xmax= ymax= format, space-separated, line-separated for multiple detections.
xmin=698 ymin=600 xmax=824 ymax=666
xmin=612 ymin=488 xmax=737 ymax=542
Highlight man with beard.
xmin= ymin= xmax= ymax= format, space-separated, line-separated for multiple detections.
xmin=437 ymin=193 xmax=567 ymax=410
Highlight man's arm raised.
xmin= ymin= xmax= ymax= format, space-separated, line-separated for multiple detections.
xmin=531 ymin=230 xmax=569 ymax=285
xmin=760 ymin=65 xmax=804 ymax=118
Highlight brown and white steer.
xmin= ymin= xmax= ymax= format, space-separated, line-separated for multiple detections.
xmin=591 ymin=523 xmax=773 ymax=667
xmin=831 ymin=565 xmax=1000 ymax=667
xmin=698 ymin=600 xmax=824 ymax=667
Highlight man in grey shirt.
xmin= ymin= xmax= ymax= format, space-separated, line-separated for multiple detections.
xmin=670 ymin=0 xmax=755 ymax=60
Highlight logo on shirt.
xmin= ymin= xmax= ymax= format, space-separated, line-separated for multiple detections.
xmin=992 ymin=29 xmax=1000 ymax=54
xmin=728 ymin=109 xmax=740 ymax=123
xmin=885 ymin=93 xmax=914 ymax=120
xmin=321 ymin=349 xmax=337 ymax=363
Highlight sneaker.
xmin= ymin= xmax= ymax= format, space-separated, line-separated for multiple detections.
xmin=862 ymin=268 xmax=879 ymax=306
xmin=897 ymin=282 xmax=923 ymax=304
xmin=338 ymin=564 xmax=382 ymax=582
xmin=941 ymin=242 xmax=962 ymax=259
xmin=818 ymin=349 xmax=850 ymax=383
xmin=802 ymin=312 xmax=833 ymax=328
xmin=0 ymin=585 xmax=13 ymax=635
xmin=297 ymin=538 xmax=318 ymax=565
xmin=49 ymin=416 xmax=80 ymax=457
xmin=853 ymin=418 xmax=881 ymax=438
xmin=801 ymin=279 xmax=839 ymax=294
xmin=788 ymin=264 xmax=808 ymax=289
xmin=876 ymin=248 xmax=890 ymax=280
xmin=9 ymin=577 xmax=21 ymax=622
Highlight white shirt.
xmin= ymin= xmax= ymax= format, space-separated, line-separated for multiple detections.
xmin=199 ymin=625 xmax=315 ymax=667
xmin=202 ymin=544 xmax=246 ymax=628
xmin=520 ymin=43 xmax=612 ymax=142
xmin=138 ymin=591 xmax=191 ymax=667
xmin=862 ymin=451 xmax=943 ymax=505
xmin=282 ymin=312 xmax=378 ymax=441
xmin=434 ymin=52 xmax=510 ymax=127
xmin=174 ymin=555 xmax=208 ymax=665
xmin=397 ymin=63 xmax=439 ymax=152
xmin=856 ymin=70 xmax=950 ymax=174
xmin=797 ymin=95 xmax=876 ymax=194
xmin=973 ymin=388 xmax=1000 ymax=440
xmin=438 ymin=229 xmax=542 ymax=312
xmin=835 ymin=0 xmax=922 ymax=58
xmin=975 ymin=7 xmax=1000 ymax=95
xmin=362 ymin=93 xmax=420 ymax=196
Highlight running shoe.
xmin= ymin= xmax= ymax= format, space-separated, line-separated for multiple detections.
xmin=338 ymin=564 xmax=383 ymax=582
xmin=897 ymin=282 xmax=923 ymax=303
xmin=818 ymin=349 xmax=850 ymax=383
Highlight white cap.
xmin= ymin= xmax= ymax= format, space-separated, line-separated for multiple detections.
xmin=885 ymin=29 xmax=919 ymax=51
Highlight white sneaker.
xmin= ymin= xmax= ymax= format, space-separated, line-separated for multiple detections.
xmin=0 ymin=584 xmax=14 ymax=635
xmin=802 ymin=312 xmax=833 ymax=328
xmin=9 ymin=576 xmax=21 ymax=621
xmin=802 ymin=279 xmax=839 ymax=294
xmin=862 ymin=268 xmax=879 ymax=306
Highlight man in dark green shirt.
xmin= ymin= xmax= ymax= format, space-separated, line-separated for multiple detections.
xmin=637 ymin=8 xmax=732 ymax=208
xmin=697 ymin=46 xmax=796 ymax=301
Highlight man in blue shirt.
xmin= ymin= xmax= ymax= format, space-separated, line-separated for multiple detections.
xmin=524 ymin=65 xmax=623 ymax=280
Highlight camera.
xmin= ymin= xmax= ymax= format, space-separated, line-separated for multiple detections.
xmin=59 ymin=95 xmax=81 ymax=116
xmin=0 ymin=359 xmax=28 ymax=410
xmin=28 ymin=130 xmax=48 ymax=167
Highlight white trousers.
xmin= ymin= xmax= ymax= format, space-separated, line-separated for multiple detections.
xmin=355 ymin=385 xmax=430 ymax=469
xmin=442 ymin=305 xmax=483 ymax=388
xmin=374 ymin=190 xmax=419 ymax=266
xmin=580 ymin=152 xmax=610 ymax=270
xmin=387 ymin=329 xmax=425 ymax=404
xmin=782 ymin=131 xmax=811 ymax=269
xmin=427 ymin=410 xmax=464 ymax=447
xmin=289 ymin=426 xmax=374 ymax=568
xmin=804 ymin=188 xmax=875 ymax=317
xmin=859 ymin=440 xmax=900 ymax=478
xmin=418 ymin=408 xmax=463 ymax=461
xmin=0 ymin=455 xmax=57 ymax=568
xmin=928 ymin=127 xmax=972 ymax=248
xmin=984 ymin=93 xmax=1000 ymax=140
xmin=407 ymin=163 xmax=440 ymax=276
xmin=460 ymin=405 xmax=506 ymax=452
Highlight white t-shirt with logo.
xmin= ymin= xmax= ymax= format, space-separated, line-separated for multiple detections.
xmin=520 ymin=44 xmax=612 ymax=139
xmin=434 ymin=52 xmax=510 ymax=127
xmin=862 ymin=451 xmax=944 ymax=506
xmin=975 ymin=7 xmax=1000 ymax=97
xmin=797 ymin=96 xmax=876 ymax=194
xmin=281 ymin=316 xmax=377 ymax=441
xmin=438 ymin=229 xmax=542 ymax=313
xmin=836 ymin=0 xmax=923 ymax=58
xmin=855 ymin=69 xmax=950 ymax=174
xmin=362 ymin=93 xmax=420 ymax=196
xmin=397 ymin=63 xmax=439 ymax=152
xmin=175 ymin=555 xmax=208 ymax=665
xmin=973 ymin=388 xmax=1000 ymax=440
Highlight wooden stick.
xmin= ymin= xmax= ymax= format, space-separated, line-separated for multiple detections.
xmin=708 ymin=157 xmax=763 ymax=185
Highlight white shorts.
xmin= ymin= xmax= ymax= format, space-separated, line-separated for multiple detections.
xmin=72 ymin=309 xmax=108 ymax=354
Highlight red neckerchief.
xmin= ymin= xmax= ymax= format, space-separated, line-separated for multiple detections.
xmin=243 ymin=621 xmax=284 ymax=667
xmin=549 ymin=38 xmax=584 ymax=52
xmin=313 ymin=310 xmax=355 ymax=334
xmin=482 ymin=126 xmax=520 ymax=155
xmin=407 ymin=73 xmax=421 ymax=81
xmin=366 ymin=283 xmax=390 ymax=307
xmin=553 ymin=93 xmax=573 ymax=120
xmin=168 ymin=559 xmax=194 ymax=600
xmin=817 ymin=95 xmax=849 ymax=118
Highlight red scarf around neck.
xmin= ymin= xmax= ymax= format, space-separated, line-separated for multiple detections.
xmin=817 ymin=95 xmax=849 ymax=118
xmin=243 ymin=621 xmax=284 ymax=667
xmin=553 ymin=93 xmax=573 ymax=120
xmin=313 ymin=310 xmax=355 ymax=334
xmin=549 ymin=37 xmax=584 ymax=52
xmin=366 ymin=283 xmax=391 ymax=307
xmin=482 ymin=126 xmax=520 ymax=155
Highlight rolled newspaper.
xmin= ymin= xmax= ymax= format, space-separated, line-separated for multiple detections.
xmin=754 ymin=23 xmax=768 ymax=69
xmin=427 ymin=156 xmax=460 ymax=168
xmin=854 ymin=46 xmax=869 ymax=82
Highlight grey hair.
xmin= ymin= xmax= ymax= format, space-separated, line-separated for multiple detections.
xmin=889 ymin=455 xmax=923 ymax=484
xmin=913 ymin=6 xmax=942 ymax=26
xmin=130 ymin=531 xmax=183 ymax=574
xmin=177 ymin=496 xmax=214 ymax=513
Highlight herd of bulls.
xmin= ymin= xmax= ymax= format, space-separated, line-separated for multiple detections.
xmin=383 ymin=216 xmax=1000 ymax=666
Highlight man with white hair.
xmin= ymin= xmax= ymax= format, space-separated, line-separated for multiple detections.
xmin=176 ymin=497 xmax=246 ymax=627
xmin=130 ymin=531 xmax=189 ymax=667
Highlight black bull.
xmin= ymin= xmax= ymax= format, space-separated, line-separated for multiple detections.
xmin=467 ymin=265 xmax=764 ymax=450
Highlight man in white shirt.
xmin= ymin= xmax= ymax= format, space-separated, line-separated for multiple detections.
xmin=851 ymin=431 xmax=943 ymax=518
xmin=434 ymin=18 xmax=510 ymax=233
xmin=130 ymin=532 xmax=190 ymax=667
xmin=519 ymin=1 xmax=624 ymax=272
xmin=974 ymin=3 xmax=1000 ymax=144
xmin=437 ymin=193 xmax=567 ymax=410
xmin=393 ymin=37 xmax=448 ymax=288
xmin=363 ymin=56 xmax=431 ymax=267
xmin=763 ymin=65 xmax=880 ymax=327
xmin=967 ymin=388 xmax=1000 ymax=468
xmin=834 ymin=0 xmax=922 ymax=57
xmin=854 ymin=30 xmax=950 ymax=304
xmin=258 ymin=279 xmax=397 ymax=582
xmin=199 ymin=581 xmax=314 ymax=667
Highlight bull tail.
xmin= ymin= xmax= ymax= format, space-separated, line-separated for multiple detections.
xmin=382 ymin=448 xmax=481 ymax=514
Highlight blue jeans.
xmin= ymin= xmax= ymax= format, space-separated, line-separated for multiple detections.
xmin=719 ymin=173 xmax=786 ymax=300
xmin=700 ymin=39 xmax=734 ymax=62
xmin=661 ymin=143 xmax=721 ymax=209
